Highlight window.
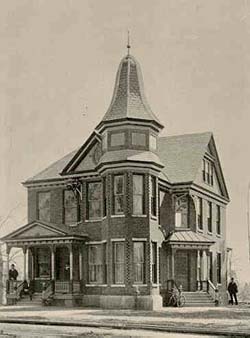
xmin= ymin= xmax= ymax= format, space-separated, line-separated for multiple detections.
xmin=197 ymin=197 xmax=203 ymax=230
xmin=175 ymin=196 xmax=189 ymax=228
xmin=87 ymin=182 xmax=102 ymax=220
xmin=150 ymin=176 xmax=157 ymax=217
xmin=88 ymin=245 xmax=104 ymax=284
xmin=103 ymin=177 xmax=107 ymax=217
xmin=133 ymin=242 xmax=145 ymax=284
xmin=35 ymin=247 xmax=50 ymax=278
xmin=203 ymin=159 xmax=214 ymax=186
xmin=149 ymin=134 xmax=157 ymax=151
xmin=216 ymin=253 xmax=222 ymax=284
xmin=133 ymin=174 xmax=144 ymax=215
xmin=159 ymin=190 xmax=166 ymax=225
xmin=207 ymin=201 xmax=212 ymax=233
xmin=131 ymin=132 xmax=147 ymax=147
xmin=216 ymin=205 xmax=221 ymax=235
xmin=110 ymin=132 xmax=125 ymax=147
xmin=113 ymin=175 xmax=124 ymax=214
xmin=38 ymin=192 xmax=50 ymax=222
xmin=113 ymin=242 xmax=125 ymax=284
xmin=64 ymin=190 xmax=79 ymax=224
xmin=152 ymin=242 xmax=157 ymax=284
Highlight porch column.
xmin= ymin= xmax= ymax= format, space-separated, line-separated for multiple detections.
xmin=202 ymin=250 xmax=208 ymax=280
xmin=197 ymin=250 xmax=201 ymax=290
xmin=6 ymin=245 xmax=10 ymax=277
xmin=79 ymin=247 xmax=83 ymax=280
xmin=69 ymin=244 xmax=73 ymax=281
xmin=171 ymin=248 xmax=176 ymax=279
xmin=50 ymin=246 xmax=55 ymax=280
xmin=23 ymin=247 xmax=27 ymax=280
xmin=29 ymin=248 xmax=34 ymax=280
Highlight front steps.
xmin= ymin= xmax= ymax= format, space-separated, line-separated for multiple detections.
xmin=183 ymin=291 xmax=215 ymax=307
xmin=17 ymin=293 xmax=42 ymax=306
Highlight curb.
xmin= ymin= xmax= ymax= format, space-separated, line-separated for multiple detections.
xmin=0 ymin=318 xmax=249 ymax=337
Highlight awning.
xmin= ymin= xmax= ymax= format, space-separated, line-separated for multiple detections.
xmin=165 ymin=230 xmax=215 ymax=250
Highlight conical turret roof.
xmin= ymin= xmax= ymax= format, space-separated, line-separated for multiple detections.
xmin=100 ymin=54 xmax=163 ymax=128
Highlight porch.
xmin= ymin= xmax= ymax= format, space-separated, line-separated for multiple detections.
xmin=3 ymin=220 xmax=87 ymax=305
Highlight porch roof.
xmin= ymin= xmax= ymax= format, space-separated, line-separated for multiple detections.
xmin=1 ymin=220 xmax=88 ymax=247
xmin=165 ymin=230 xmax=215 ymax=249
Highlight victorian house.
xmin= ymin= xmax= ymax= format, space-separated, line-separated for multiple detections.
xmin=3 ymin=48 xmax=230 ymax=309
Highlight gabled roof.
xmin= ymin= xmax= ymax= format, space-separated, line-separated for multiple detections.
xmin=97 ymin=54 xmax=163 ymax=129
xmin=1 ymin=220 xmax=78 ymax=241
xmin=24 ymin=149 xmax=78 ymax=184
xmin=158 ymin=132 xmax=212 ymax=184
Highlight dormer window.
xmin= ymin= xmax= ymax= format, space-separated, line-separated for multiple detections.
xmin=203 ymin=159 xmax=214 ymax=186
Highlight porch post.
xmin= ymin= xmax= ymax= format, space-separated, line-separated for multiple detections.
xmin=6 ymin=245 xmax=10 ymax=276
xmin=79 ymin=247 xmax=83 ymax=280
xmin=23 ymin=247 xmax=27 ymax=280
xmin=69 ymin=244 xmax=73 ymax=281
xmin=197 ymin=250 xmax=200 ymax=290
xmin=202 ymin=250 xmax=207 ymax=280
xmin=171 ymin=248 xmax=175 ymax=279
xmin=50 ymin=245 xmax=55 ymax=280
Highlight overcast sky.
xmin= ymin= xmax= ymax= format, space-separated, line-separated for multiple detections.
xmin=1 ymin=0 xmax=250 ymax=282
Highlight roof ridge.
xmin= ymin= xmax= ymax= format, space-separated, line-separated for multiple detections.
xmin=159 ymin=131 xmax=212 ymax=140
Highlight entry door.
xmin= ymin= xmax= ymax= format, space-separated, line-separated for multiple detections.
xmin=175 ymin=251 xmax=190 ymax=291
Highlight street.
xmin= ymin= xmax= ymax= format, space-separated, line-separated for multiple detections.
xmin=0 ymin=323 xmax=223 ymax=338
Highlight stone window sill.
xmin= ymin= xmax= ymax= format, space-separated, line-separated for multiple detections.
xmin=110 ymin=284 xmax=125 ymax=287
xmin=85 ymin=284 xmax=108 ymax=287
xmin=111 ymin=214 xmax=125 ymax=218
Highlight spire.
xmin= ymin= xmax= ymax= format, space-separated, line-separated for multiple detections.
xmin=127 ymin=30 xmax=131 ymax=55
xmin=100 ymin=53 xmax=163 ymax=129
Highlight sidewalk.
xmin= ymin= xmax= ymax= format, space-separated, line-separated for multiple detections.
xmin=0 ymin=304 xmax=250 ymax=336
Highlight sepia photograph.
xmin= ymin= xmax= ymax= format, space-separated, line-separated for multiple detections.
xmin=0 ymin=0 xmax=250 ymax=337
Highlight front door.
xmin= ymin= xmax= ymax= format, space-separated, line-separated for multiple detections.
xmin=175 ymin=251 xmax=190 ymax=291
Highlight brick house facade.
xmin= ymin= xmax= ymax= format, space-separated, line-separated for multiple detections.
xmin=3 ymin=51 xmax=230 ymax=309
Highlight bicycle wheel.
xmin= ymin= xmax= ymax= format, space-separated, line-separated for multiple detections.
xmin=177 ymin=295 xmax=186 ymax=307
xmin=168 ymin=295 xmax=177 ymax=307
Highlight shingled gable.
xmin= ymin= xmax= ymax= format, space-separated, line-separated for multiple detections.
xmin=158 ymin=132 xmax=229 ymax=200
xmin=96 ymin=54 xmax=163 ymax=130
xmin=61 ymin=131 xmax=101 ymax=175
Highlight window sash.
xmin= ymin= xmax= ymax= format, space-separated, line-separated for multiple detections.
xmin=87 ymin=182 xmax=102 ymax=220
xmin=88 ymin=245 xmax=105 ymax=284
xmin=216 ymin=206 xmax=221 ymax=234
xmin=133 ymin=242 xmax=145 ymax=284
xmin=152 ymin=242 xmax=157 ymax=284
xmin=197 ymin=198 xmax=203 ymax=229
xmin=207 ymin=201 xmax=212 ymax=232
xmin=38 ymin=192 xmax=50 ymax=222
xmin=133 ymin=175 xmax=144 ymax=215
xmin=113 ymin=175 xmax=124 ymax=214
xmin=150 ymin=176 xmax=157 ymax=216
xmin=113 ymin=242 xmax=125 ymax=284
xmin=64 ymin=190 xmax=79 ymax=224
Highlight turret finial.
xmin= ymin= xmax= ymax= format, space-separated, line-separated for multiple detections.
xmin=127 ymin=30 xmax=131 ymax=55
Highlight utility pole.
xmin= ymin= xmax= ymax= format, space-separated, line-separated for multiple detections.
xmin=247 ymin=183 xmax=250 ymax=262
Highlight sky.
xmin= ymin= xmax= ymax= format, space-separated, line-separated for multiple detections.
xmin=1 ymin=0 xmax=250 ymax=282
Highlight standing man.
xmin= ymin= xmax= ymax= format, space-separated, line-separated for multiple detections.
xmin=8 ymin=264 xmax=18 ymax=281
xmin=227 ymin=277 xmax=238 ymax=305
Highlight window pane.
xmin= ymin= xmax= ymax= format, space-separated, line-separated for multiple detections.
xmin=115 ymin=196 xmax=124 ymax=213
xmin=132 ymin=132 xmax=146 ymax=147
xmin=64 ymin=190 xmax=78 ymax=224
xmin=133 ymin=175 xmax=143 ymax=194
xmin=114 ymin=175 xmax=124 ymax=194
xmin=114 ymin=242 xmax=125 ymax=284
xmin=133 ymin=195 xmax=143 ymax=215
xmin=133 ymin=242 xmax=145 ymax=283
xmin=110 ymin=132 xmax=125 ymax=147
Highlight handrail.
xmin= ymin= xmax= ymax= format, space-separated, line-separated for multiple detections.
xmin=207 ymin=279 xmax=217 ymax=301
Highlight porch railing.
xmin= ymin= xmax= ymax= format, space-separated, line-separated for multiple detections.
xmin=55 ymin=281 xmax=82 ymax=294
xmin=207 ymin=279 xmax=217 ymax=301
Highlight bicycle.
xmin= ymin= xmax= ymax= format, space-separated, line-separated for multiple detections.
xmin=168 ymin=288 xmax=186 ymax=307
